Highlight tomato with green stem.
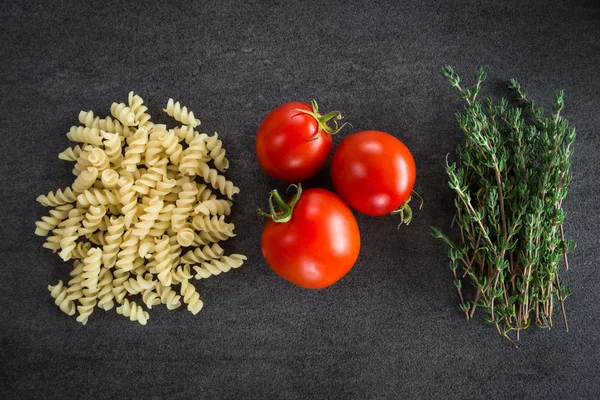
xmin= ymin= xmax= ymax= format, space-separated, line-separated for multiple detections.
xmin=330 ymin=130 xmax=421 ymax=225
xmin=256 ymin=99 xmax=349 ymax=183
xmin=260 ymin=184 xmax=361 ymax=289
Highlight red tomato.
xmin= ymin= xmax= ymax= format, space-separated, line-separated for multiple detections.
xmin=256 ymin=100 xmax=346 ymax=182
xmin=261 ymin=186 xmax=360 ymax=289
xmin=330 ymin=130 xmax=416 ymax=216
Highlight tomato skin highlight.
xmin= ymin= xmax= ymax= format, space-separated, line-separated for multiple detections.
xmin=330 ymin=130 xmax=416 ymax=216
xmin=261 ymin=188 xmax=360 ymax=289
xmin=256 ymin=102 xmax=333 ymax=183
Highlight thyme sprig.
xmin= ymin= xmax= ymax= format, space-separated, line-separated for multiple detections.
xmin=432 ymin=66 xmax=576 ymax=346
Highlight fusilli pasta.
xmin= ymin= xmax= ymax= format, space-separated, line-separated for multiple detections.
xmin=205 ymin=132 xmax=229 ymax=172
xmin=193 ymin=198 xmax=232 ymax=216
xmin=164 ymin=98 xmax=200 ymax=127
xmin=37 ymin=187 xmax=77 ymax=207
xmin=180 ymin=279 xmax=203 ymax=315
xmin=181 ymin=243 xmax=224 ymax=264
xmin=193 ymin=254 xmax=247 ymax=279
xmin=35 ymin=204 xmax=74 ymax=236
xmin=58 ymin=209 xmax=84 ymax=261
xmin=178 ymin=134 xmax=210 ymax=176
xmin=38 ymin=92 xmax=246 ymax=325
xmin=67 ymin=126 xmax=103 ymax=146
xmin=116 ymin=298 xmax=149 ymax=325
xmin=110 ymin=101 xmax=136 ymax=126
xmin=196 ymin=163 xmax=240 ymax=199
xmin=121 ymin=127 xmax=148 ymax=171
xmin=48 ymin=281 xmax=77 ymax=316
xmin=171 ymin=182 xmax=197 ymax=232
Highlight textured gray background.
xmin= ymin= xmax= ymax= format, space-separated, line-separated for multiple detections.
xmin=1 ymin=0 xmax=599 ymax=398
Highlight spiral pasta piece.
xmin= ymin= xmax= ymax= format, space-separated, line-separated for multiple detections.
xmin=58 ymin=209 xmax=84 ymax=261
xmin=87 ymin=148 xmax=109 ymax=172
xmin=164 ymin=130 xmax=184 ymax=165
xmin=124 ymin=273 xmax=155 ymax=295
xmin=164 ymin=173 xmax=191 ymax=203
xmin=144 ymin=131 xmax=164 ymax=167
xmin=153 ymin=235 xmax=172 ymax=286
xmin=171 ymin=182 xmax=197 ymax=232
xmin=196 ymin=163 xmax=239 ymax=199
xmin=111 ymin=102 xmax=136 ymax=126
xmin=43 ymin=227 xmax=63 ymax=252
xmin=78 ymin=110 xmax=97 ymax=127
xmin=191 ymin=214 xmax=234 ymax=235
xmin=48 ymin=281 xmax=77 ymax=316
xmin=71 ymin=241 xmax=92 ymax=260
xmin=75 ymin=288 xmax=98 ymax=325
xmin=76 ymin=189 xmax=120 ymax=210
xmin=150 ymin=203 xmax=175 ymax=237
xmin=181 ymin=243 xmax=224 ymax=264
xmin=121 ymin=127 xmax=148 ymax=171
xmin=132 ymin=161 xmax=166 ymax=195
xmin=112 ymin=269 xmax=130 ymax=304
xmin=116 ymin=298 xmax=149 ymax=325
xmin=205 ymin=132 xmax=229 ymax=172
xmin=195 ymin=183 xmax=216 ymax=203
xmin=176 ymin=227 xmax=195 ymax=247
xmin=37 ymin=187 xmax=77 ymax=207
xmin=148 ymin=177 xmax=176 ymax=199
xmin=58 ymin=145 xmax=83 ymax=162
xmin=132 ymin=197 xmax=163 ymax=239
xmin=67 ymin=126 xmax=103 ymax=145
xmin=199 ymin=199 xmax=232 ymax=217
xmin=170 ymin=265 xmax=193 ymax=285
xmin=172 ymin=125 xmax=196 ymax=144
xmin=71 ymin=145 xmax=93 ymax=176
xmin=169 ymin=234 xmax=182 ymax=266
xmin=142 ymin=288 xmax=161 ymax=309
xmin=66 ymin=260 xmax=85 ymax=300
xmin=163 ymin=98 xmax=200 ymax=127
xmin=116 ymin=230 xmax=139 ymax=271
xmin=128 ymin=91 xmax=153 ymax=129
xmin=89 ymin=230 xmax=108 ymax=246
xmin=79 ymin=205 xmax=107 ymax=236
xmin=72 ymin=167 xmax=99 ymax=194
xmin=102 ymin=131 xmax=124 ymax=167
xmin=101 ymin=169 xmax=119 ymax=189
xmin=81 ymin=247 xmax=102 ymax=291
xmin=78 ymin=111 xmax=130 ymax=136
xmin=193 ymin=254 xmax=247 ymax=279
xmin=195 ymin=229 xmax=235 ymax=243
xmin=35 ymin=204 xmax=74 ymax=236
xmin=180 ymin=279 xmax=204 ymax=315
xmin=137 ymin=236 xmax=156 ymax=259
xmin=156 ymin=282 xmax=181 ymax=310
xmin=103 ymin=216 xmax=124 ymax=268
xmin=97 ymin=268 xmax=115 ymax=311
xmin=178 ymin=134 xmax=210 ymax=176
xmin=95 ymin=115 xmax=131 ymax=136
xmin=118 ymin=176 xmax=138 ymax=228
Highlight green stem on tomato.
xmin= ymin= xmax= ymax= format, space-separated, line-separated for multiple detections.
xmin=390 ymin=190 xmax=423 ymax=227
xmin=258 ymin=183 xmax=303 ymax=223
xmin=293 ymin=99 xmax=352 ymax=141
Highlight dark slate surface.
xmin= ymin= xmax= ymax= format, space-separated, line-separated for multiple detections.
xmin=1 ymin=0 xmax=599 ymax=398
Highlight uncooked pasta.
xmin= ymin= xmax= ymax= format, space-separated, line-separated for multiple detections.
xmin=36 ymin=92 xmax=246 ymax=325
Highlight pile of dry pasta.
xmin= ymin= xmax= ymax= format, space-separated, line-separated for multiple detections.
xmin=35 ymin=92 xmax=246 ymax=325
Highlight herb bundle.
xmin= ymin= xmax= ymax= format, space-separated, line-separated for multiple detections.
xmin=431 ymin=66 xmax=576 ymax=345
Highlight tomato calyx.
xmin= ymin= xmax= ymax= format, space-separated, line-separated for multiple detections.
xmin=258 ymin=183 xmax=303 ymax=223
xmin=390 ymin=190 xmax=424 ymax=227
xmin=292 ymin=99 xmax=351 ymax=141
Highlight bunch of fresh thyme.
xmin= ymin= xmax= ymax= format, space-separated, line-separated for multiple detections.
xmin=431 ymin=66 xmax=576 ymax=346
